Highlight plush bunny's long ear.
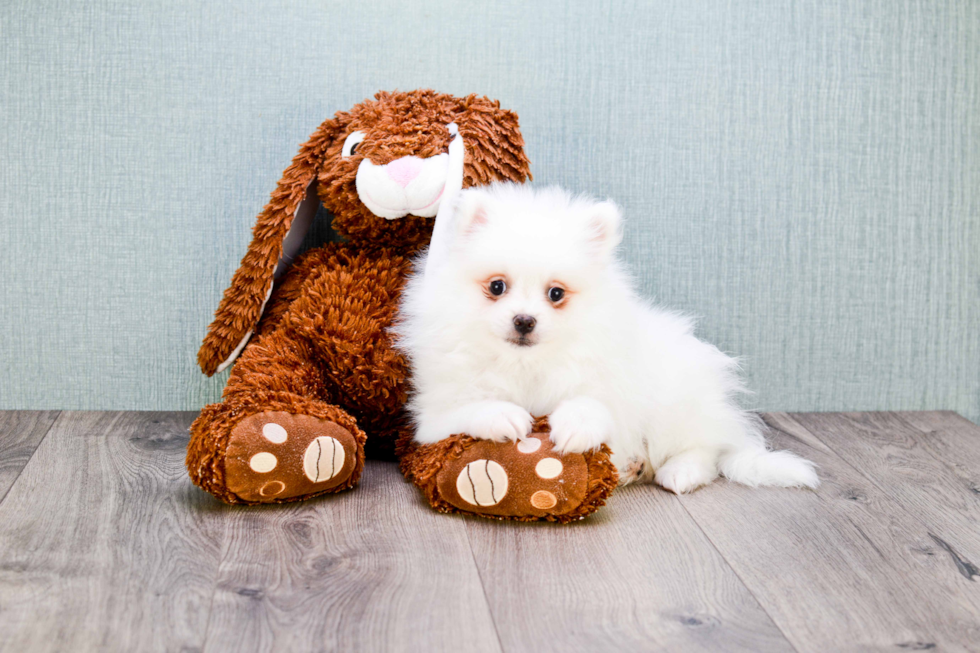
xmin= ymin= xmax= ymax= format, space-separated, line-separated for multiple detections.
xmin=425 ymin=97 xmax=532 ymax=277
xmin=424 ymin=123 xmax=465 ymax=276
xmin=197 ymin=119 xmax=338 ymax=376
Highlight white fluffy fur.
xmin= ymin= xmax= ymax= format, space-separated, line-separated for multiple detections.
xmin=395 ymin=183 xmax=818 ymax=494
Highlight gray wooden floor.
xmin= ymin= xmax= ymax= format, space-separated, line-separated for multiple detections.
xmin=1 ymin=411 xmax=979 ymax=652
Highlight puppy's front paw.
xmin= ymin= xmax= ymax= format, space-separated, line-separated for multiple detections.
xmin=465 ymin=401 xmax=534 ymax=443
xmin=549 ymin=397 xmax=613 ymax=454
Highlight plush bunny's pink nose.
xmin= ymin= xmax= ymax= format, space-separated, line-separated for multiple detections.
xmin=385 ymin=156 xmax=424 ymax=188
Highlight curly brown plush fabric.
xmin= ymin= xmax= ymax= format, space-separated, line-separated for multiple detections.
xmin=189 ymin=391 xmax=366 ymax=504
xmin=188 ymin=90 xmax=618 ymax=520
xmin=400 ymin=418 xmax=619 ymax=523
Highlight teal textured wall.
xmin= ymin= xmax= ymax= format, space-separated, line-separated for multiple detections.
xmin=2 ymin=1 xmax=978 ymax=421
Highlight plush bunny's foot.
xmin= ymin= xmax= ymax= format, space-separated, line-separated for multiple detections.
xmin=400 ymin=418 xmax=618 ymax=523
xmin=224 ymin=412 xmax=361 ymax=502
xmin=188 ymin=394 xmax=366 ymax=505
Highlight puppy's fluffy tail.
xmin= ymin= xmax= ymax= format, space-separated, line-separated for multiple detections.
xmin=720 ymin=446 xmax=819 ymax=489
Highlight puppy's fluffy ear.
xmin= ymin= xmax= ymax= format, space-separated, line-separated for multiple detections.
xmin=587 ymin=200 xmax=623 ymax=259
xmin=453 ymin=189 xmax=492 ymax=237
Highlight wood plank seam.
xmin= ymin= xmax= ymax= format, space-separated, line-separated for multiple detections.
xmin=890 ymin=412 xmax=980 ymax=581
xmin=672 ymin=413 xmax=980 ymax=650
xmin=669 ymin=490 xmax=805 ymax=653
xmin=198 ymin=461 xmax=502 ymax=652
xmin=0 ymin=411 xmax=225 ymax=651
xmin=0 ymin=410 xmax=61 ymax=506
xmin=180 ymin=421 xmax=228 ymax=653
xmin=772 ymin=414 xmax=980 ymax=589
xmin=197 ymin=499 xmax=230 ymax=653
xmin=197 ymin=550 xmax=226 ymax=653
xmin=462 ymin=528 xmax=506 ymax=653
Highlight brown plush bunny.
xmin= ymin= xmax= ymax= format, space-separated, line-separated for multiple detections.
xmin=188 ymin=90 xmax=617 ymax=521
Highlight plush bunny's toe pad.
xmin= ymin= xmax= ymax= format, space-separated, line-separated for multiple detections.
xmin=401 ymin=419 xmax=618 ymax=523
xmin=439 ymin=434 xmax=589 ymax=517
xmin=225 ymin=412 xmax=361 ymax=503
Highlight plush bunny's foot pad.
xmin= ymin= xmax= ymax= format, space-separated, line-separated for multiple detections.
xmin=223 ymin=412 xmax=360 ymax=502
xmin=188 ymin=395 xmax=366 ymax=505
xmin=401 ymin=420 xmax=618 ymax=523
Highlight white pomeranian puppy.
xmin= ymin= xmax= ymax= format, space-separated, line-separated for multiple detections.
xmin=395 ymin=183 xmax=817 ymax=493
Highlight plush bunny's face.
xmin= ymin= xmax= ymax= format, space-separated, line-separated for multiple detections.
xmin=197 ymin=90 xmax=529 ymax=376
xmin=315 ymin=91 xmax=530 ymax=249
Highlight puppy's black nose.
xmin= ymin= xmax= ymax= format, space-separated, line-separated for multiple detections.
xmin=513 ymin=314 xmax=536 ymax=335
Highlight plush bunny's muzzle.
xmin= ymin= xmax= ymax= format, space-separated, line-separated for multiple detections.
xmin=356 ymin=153 xmax=448 ymax=219
xmin=355 ymin=123 xmax=465 ymax=220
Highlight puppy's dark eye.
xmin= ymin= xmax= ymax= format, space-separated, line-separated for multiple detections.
xmin=548 ymin=287 xmax=565 ymax=303
xmin=349 ymin=142 xmax=359 ymax=156
xmin=489 ymin=280 xmax=506 ymax=296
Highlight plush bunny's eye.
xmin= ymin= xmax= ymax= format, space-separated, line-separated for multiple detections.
xmin=342 ymin=131 xmax=365 ymax=158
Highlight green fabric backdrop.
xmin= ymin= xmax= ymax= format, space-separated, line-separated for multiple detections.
xmin=2 ymin=0 xmax=977 ymax=421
